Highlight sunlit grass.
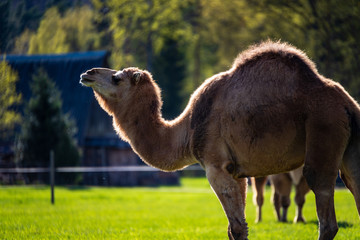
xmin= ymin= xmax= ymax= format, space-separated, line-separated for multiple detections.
xmin=0 ymin=178 xmax=359 ymax=239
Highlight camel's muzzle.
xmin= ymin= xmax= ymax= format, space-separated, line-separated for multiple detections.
xmin=79 ymin=73 xmax=95 ymax=86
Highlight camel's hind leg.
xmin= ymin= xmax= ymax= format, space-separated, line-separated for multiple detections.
xmin=294 ymin=176 xmax=310 ymax=223
xmin=270 ymin=173 xmax=291 ymax=222
xmin=206 ymin=165 xmax=248 ymax=240
xmin=251 ymin=177 xmax=267 ymax=223
xmin=271 ymin=190 xmax=282 ymax=221
xmin=340 ymin=149 xmax=360 ymax=217
xmin=303 ymin=122 xmax=348 ymax=240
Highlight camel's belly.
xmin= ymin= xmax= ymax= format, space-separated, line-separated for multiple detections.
xmin=229 ymin=119 xmax=306 ymax=177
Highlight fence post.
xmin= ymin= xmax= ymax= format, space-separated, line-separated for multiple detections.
xmin=50 ymin=150 xmax=55 ymax=205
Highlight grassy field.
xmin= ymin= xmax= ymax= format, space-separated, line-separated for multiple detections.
xmin=0 ymin=177 xmax=359 ymax=240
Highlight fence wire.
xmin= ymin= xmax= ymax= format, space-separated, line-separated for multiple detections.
xmin=0 ymin=165 xmax=203 ymax=173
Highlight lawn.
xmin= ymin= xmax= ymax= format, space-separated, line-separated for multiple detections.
xmin=0 ymin=177 xmax=359 ymax=239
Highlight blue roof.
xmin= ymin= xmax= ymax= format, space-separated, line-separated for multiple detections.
xmin=4 ymin=51 xmax=108 ymax=62
xmin=3 ymin=51 xmax=109 ymax=145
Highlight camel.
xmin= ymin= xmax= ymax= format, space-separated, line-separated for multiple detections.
xmin=251 ymin=166 xmax=310 ymax=223
xmin=80 ymin=41 xmax=360 ymax=240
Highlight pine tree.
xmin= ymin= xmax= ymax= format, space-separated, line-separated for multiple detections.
xmin=19 ymin=69 xmax=79 ymax=184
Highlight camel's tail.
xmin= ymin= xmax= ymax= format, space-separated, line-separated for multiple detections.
xmin=341 ymin=107 xmax=360 ymax=217
xmin=345 ymin=107 xmax=360 ymax=155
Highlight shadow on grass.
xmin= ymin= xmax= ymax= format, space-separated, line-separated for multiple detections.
xmin=308 ymin=220 xmax=353 ymax=229
xmin=338 ymin=221 xmax=354 ymax=228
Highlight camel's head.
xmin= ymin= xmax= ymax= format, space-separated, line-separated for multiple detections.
xmin=80 ymin=67 xmax=160 ymax=116
xmin=80 ymin=67 xmax=148 ymax=99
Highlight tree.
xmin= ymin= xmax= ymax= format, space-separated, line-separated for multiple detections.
xmin=0 ymin=60 xmax=22 ymax=138
xmin=2 ymin=0 xmax=53 ymax=53
xmin=92 ymin=0 xmax=114 ymax=56
xmin=107 ymin=0 xmax=191 ymax=69
xmin=304 ymin=0 xmax=360 ymax=98
xmin=3 ymin=0 xmax=92 ymax=54
xmin=0 ymin=1 xmax=10 ymax=53
xmin=28 ymin=7 xmax=69 ymax=54
xmin=153 ymin=38 xmax=187 ymax=119
xmin=14 ymin=6 xmax=99 ymax=54
xmin=247 ymin=0 xmax=360 ymax=99
xmin=19 ymin=69 xmax=80 ymax=184
xmin=185 ymin=0 xmax=253 ymax=86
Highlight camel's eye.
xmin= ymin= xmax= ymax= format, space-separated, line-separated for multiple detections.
xmin=112 ymin=75 xmax=122 ymax=85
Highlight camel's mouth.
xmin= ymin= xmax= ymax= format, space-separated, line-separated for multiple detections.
xmin=79 ymin=74 xmax=95 ymax=87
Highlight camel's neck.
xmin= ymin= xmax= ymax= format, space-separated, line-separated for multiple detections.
xmin=111 ymin=98 xmax=195 ymax=171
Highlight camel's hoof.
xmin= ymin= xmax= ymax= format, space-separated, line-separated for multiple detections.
xmin=294 ymin=216 xmax=306 ymax=223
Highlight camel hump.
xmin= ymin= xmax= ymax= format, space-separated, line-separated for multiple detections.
xmin=233 ymin=41 xmax=316 ymax=71
xmin=231 ymin=41 xmax=321 ymax=86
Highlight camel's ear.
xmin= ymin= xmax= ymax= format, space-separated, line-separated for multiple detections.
xmin=132 ymin=72 xmax=142 ymax=85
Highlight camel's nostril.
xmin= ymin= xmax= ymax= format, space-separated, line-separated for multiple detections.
xmin=87 ymin=69 xmax=96 ymax=75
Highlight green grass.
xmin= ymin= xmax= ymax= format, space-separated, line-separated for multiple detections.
xmin=0 ymin=178 xmax=359 ymax=239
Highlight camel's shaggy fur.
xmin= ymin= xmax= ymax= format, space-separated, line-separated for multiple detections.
xmin=251 ymin=166 xmax=310 ymax=223
xmin=80 ymin=41 xmax=360 ymax=240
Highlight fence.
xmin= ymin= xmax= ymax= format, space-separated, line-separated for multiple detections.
xmin=0 ymin=165 xmax=203 ymax=174
xmin=0 ymin=151 xmax=204 ymax=204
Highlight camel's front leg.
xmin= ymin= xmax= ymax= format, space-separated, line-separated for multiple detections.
xmin=206 ymin=165 xmax=248 ymax=240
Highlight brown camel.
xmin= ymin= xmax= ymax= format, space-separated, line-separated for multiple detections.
xmin=251 ymin=166 xmax=310 ymax=223
xmin=80 ymin=41 xmax=360 ymax=240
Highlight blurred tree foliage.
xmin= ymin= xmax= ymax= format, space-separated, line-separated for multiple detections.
xmin=14 ymin=6 xmax=99 ymax=54
xmin=0 ymin=61 xmax=22 ymax=138
xmin=0 ymin=0 xmax=42 ymax=53
xmin=104 ymin=0 xmax=191 ymax=70
xmin=153 ymin=38 xmax=187 ymax=119
xmin=248 ymin=0 xmax=360 ymax=98
xmin=18 ymin=69 xmax=80 ymax=184
xmin=0 ymin=1 xmax=11 ymax=53
xmin=0 ymin=0 xmax=88 ymax=53
xmin=184 ymin=0 xmax=262 ymax=88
